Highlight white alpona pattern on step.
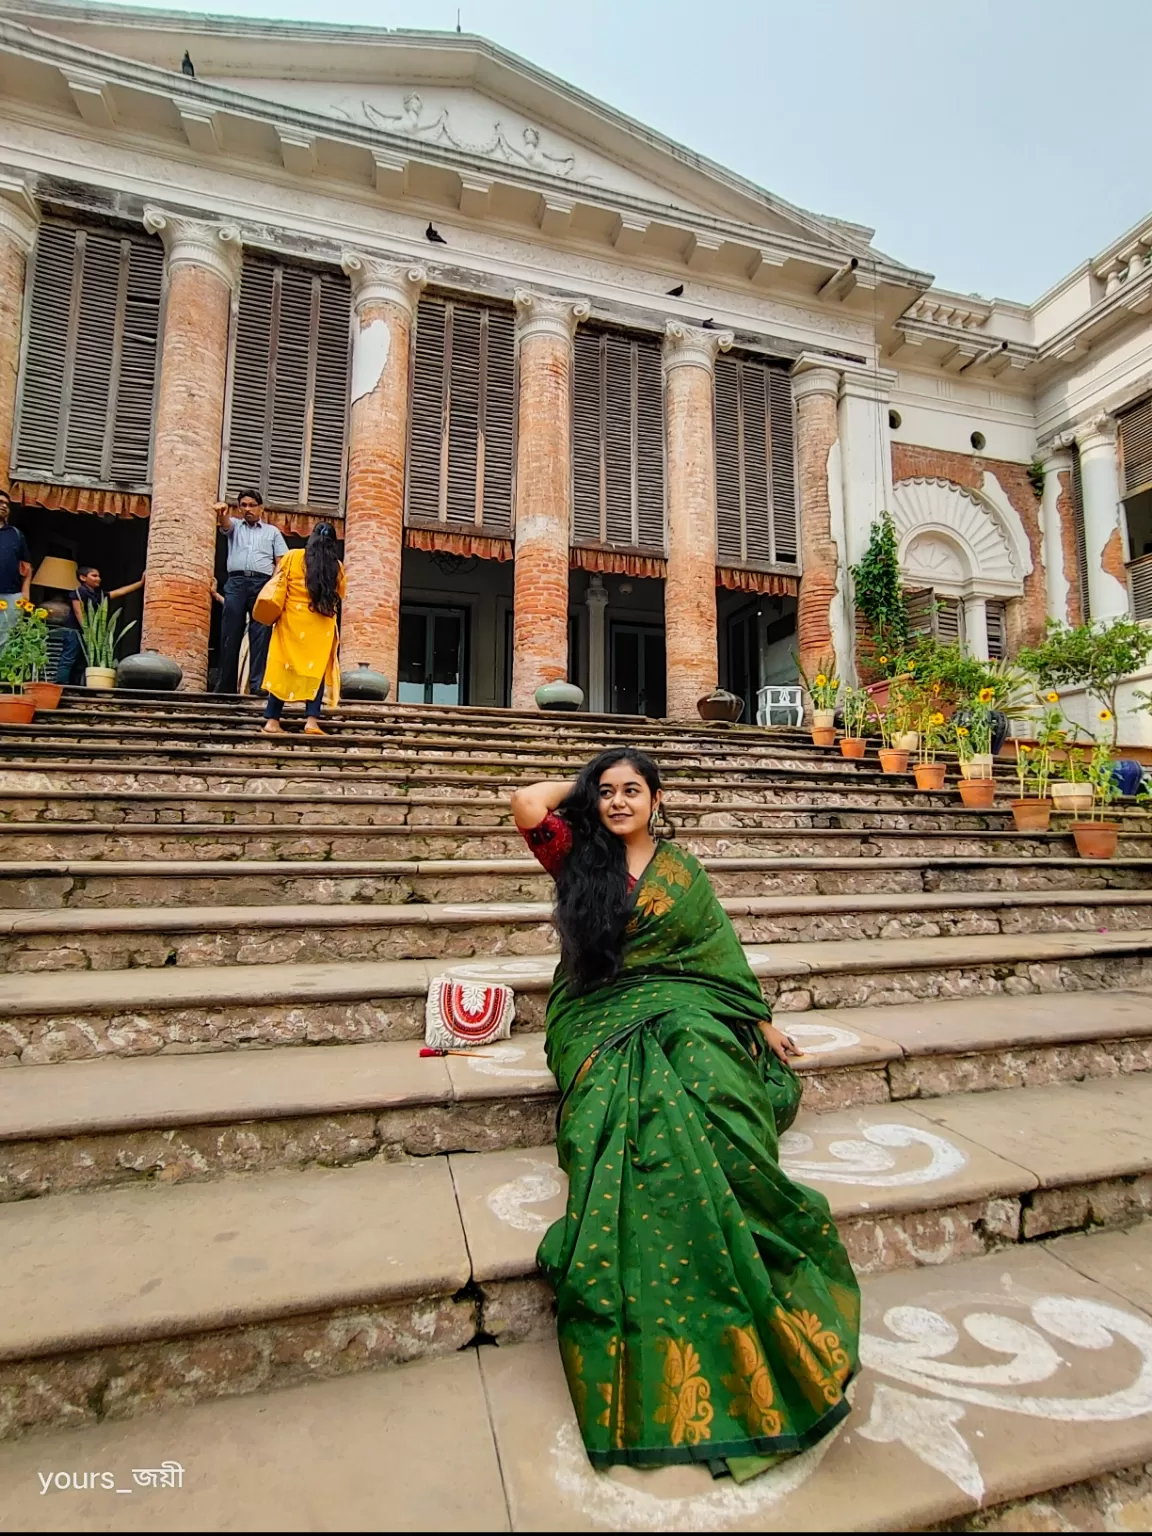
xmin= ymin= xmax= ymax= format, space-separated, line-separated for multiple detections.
xmin=779 ymin=1123 xmax=968 ymax=1187
xmin=485 ymin=1159 xmax=564 ymax=1233
xmin=786 ymin=1021 xmax=862 ymax=1055
xmin=465 ymin=1043 xmax=554 ymax=1080
xmin=858 ymin=1385 xmax=983 ymax=1502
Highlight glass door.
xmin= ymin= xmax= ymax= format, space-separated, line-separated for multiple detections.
xmin=725 ymin=606 xmax=760 ymax=723
xmin=398 ymin=605 xmax=468 ymax=705
xmin=611 ymin=624 xmax=666 ymax=717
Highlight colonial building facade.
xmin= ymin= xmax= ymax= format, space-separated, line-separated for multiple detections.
xmin=1 ymin=2 xmax=1150 ymax=734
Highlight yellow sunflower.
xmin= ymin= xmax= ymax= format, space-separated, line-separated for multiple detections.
xmin=1098 ymin=709 xmax=1113 ymax=722
xmin=907 ymin=661 xmax=916 ymax=671
xmin=814 ymin=674 xmax=827 ymax=688
xmin=956 ymin=726 xmax=969 ymax=737
xmin=1019 ymin=744 xmax=1031 ymax=754
xmin=978 ymin=687 xmax=995 ymax=704
xmin=0 ymin=600 xmax=7 ymax=611
xmin=877 ymin=655 xmax=889 ymax=666
xmin=930 ymin=712 xmax=945 ymax=726
xmin=932 ymin=682 xmax=942 ymax=695
xmin=34 ymin=608 xmax=47 ymax=620
xmin=1046 ymin=691 xmax=1059 ymax=704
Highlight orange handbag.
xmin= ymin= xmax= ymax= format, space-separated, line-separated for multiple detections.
xmin=252 ymin=564 xmax=288 ymax=626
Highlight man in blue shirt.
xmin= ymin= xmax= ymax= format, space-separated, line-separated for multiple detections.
xmin=215 ymin=489 xmax=287 ymax=694
xmin=0 ymin=490 xmax=31 ymax=650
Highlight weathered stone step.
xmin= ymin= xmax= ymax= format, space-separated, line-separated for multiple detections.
xmin=4 ymin=991 xmax=1149 ymax=1200
xmin=8 ymin=820 xmax=1148 ymax=863
xmin=2 ymin=930 xmax=1150 ymax=1065
xmin=2 ymin=1075 xmax=1152 ymax=1442
xmin=6 ymin=889 xmax=1152 ymax=973
xmin=4 ymin=852 xmax=1152 ymax=910
xmin=3 ymin=1228 xmax=1152 ymax=1532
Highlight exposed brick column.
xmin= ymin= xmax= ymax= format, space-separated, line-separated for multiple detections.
xmin=339 ymin=254 xmax=427 ymax=691
xmin=142 ymin=207 xmax=241 ymax=689
xmin=0 ymin=192 xmax=39 ymax=491
xmin=510 ymin=289 xmax=589 ymax=711
xmin=791 ymin=359 xmax=843 ymax=679
xmin=1039 ymin=442 xmax=1077 ymax=625
xmin=1075 ymin=417 xmax=1130 ymax=622
xmin=663 ymin=321 xmax=732 ymax=720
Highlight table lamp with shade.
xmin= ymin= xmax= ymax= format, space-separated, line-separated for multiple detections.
xmin=31 ymin=557 xmax=78 ymax=625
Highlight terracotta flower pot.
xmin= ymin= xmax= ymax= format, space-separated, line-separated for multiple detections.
xmin=913 ymin=761 xmax=947 ymax=791
xmin=878 ymin=749 xmax=909 ymax=774
xmin=839 ymin=736 xmax=867 ymax=759
xmin=0 ymin=695 xmax=35 ymax=724
xmin=811 ymin=727 xmax=835 ymax=747
xmin=1051 ymin=781 xmax=1093 ymax=815
xmin=959 ymin=777 xmax=996 ymax=808
xmin=1070 ymin=821 xmax=1119 ymax=859
xmin=1011 ymin=798 xmax=1053 ymax=833
xmin=24 ymin=681 xmax=62 ymax=710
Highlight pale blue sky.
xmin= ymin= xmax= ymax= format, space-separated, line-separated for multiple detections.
xmin=117 ymin=0 xmax=1152 ymax=302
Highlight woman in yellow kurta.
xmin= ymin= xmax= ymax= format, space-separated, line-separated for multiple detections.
xmin=262 ymin=522 xmax=345 ymax=737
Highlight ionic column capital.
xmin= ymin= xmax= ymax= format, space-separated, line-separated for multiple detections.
xmin=1074 ymin=414 xmax=1117 ymax=457
xmin=662 ymin=320 xmax=733 ymax=374
xmin=340 ymin=252 xmax=428 ymax=318
xmin=142 ymin=206 xmax=242 ymax=289
xmin=1038 ymin=443 xmax=1074 ymax=475
xmin=0 ymin=178 xmax=38 ymax=255
xmin=513 ymin=289 xmax=590 ymax=346
xmin=791 ymin=354 xmax=842 ymax=403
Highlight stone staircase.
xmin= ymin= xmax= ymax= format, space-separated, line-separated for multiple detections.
xmin=1 ymin=692 xmax=1152 ymax=1532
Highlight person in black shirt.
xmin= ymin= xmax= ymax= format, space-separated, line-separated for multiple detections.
xmin=55 ymin=564 xmax=146 ymax=684
xmin=0 ymin=490 xmax=31 ymax=651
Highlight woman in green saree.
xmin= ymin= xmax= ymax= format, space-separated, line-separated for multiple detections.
xmin=511 ymin=747 xmax=859 ymax=1483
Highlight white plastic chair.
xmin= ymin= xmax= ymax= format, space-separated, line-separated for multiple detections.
xmin=756 ymin=685 xmax=803 ymax=727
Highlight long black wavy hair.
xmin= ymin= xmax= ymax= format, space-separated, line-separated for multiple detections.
xmin=554 ymin=747 xmax=666 ymax=994
xmin=304 ymin=522 xmax=340 ymax=617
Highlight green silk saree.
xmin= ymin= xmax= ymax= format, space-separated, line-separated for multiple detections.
xmin=538 ymin=840 xmax=860 ymax=1476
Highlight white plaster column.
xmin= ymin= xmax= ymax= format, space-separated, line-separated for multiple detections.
xmin=1076 ymin=418 xmax=1130 ymax=622
xmin=963 ymin=595 xmax=989 ymax=660
xmin=1038 ymin=443 xmax=1074 ymax=625
xmin=838 ymin=365 xmax=898 ymax=577
xmin=585 ymin=574 xmax=608 ymax=713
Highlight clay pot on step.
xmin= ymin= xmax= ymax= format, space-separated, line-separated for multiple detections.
xmin=1070 ymin=821 xmax=1119 ymax=859
xmin=958 ymin=777 xmax=996 ymax=809
xmin=84 ymin=666 xmax=116 ymax=691
xmin=116 ymin=651 xmax=183 ymax=691
xmin=811 ymin=727 xmax=835 ymax=747
xmin=878 ymin=748 xmax=909 ymax=774
xmin=341 ymin=663 xmax=391 ymax=702
xmin=0 ymin=693 xmax=35 ymax=724
xmin=24 ymin=681 xmax=62 ymax=710
xmin=839 ymin=737 xmax=867 ymax=759
xmin=913 ymin=761 xmax=946 ymax=791
xmin=1011 ymin=798 xmax=1053 ymax=833
xmin=535 ymin=680 xmax=584 ymax=712
xmin=697 ymin=688 xmax=744 ymax=724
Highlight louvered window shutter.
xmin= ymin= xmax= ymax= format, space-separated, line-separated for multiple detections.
xmin=1071 ymin=447 xmax=1091 ymax=621
xmin=904 ymin=587 xmax=934 ymax=640
xmin=713 ymin=355 xmax=799 ymax=569
xmin=934 ymin=595 xmax=963 ymax=646
xmin=986 ymin=601 xmax=1007 ymax=659
xmin=405 ymin=295 xmax=515 ymax=536
xmin=1119 ymin=396 xmax=1152 ymax=496
xmin=13 ymin=222 xmax=163 ymax=488
xmin=572 ymin=328 xmax=665 ymax=553
xmin=224 ymin=257 xmax=351 ymax=512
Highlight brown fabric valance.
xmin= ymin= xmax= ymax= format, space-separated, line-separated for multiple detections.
xmin=10 ymin=480 xmax=150 ymax=520
xmin=264 ymin=508 xmax=345 ymax=539
xmin=405 ymin=527 xmax=513 ymax=562
xmin=570 ymin=547 xmax=668 ymax=579
xmin=716 ymin=567 xmax=799 ymax=596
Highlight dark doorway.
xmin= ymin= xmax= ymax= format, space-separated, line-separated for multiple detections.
xmin=398 ymin=604 xmax=468 ymax=705
xmin=725 ymin=603 xmax=761 ymax=723
xmin=611 ymin=623 xmax=666 ymax=717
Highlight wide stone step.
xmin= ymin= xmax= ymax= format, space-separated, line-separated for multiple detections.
xmin=2 ymin=1075 xmax=1152 ymax=1442
xmin=6 ymin=889 xmax=1152 ymax=973
xmin=8 ymin=820 xmax=1149 ymax=863
xmin=3 ymin=1227 xmax=1152 ymax=1531
xmin=2 ymin=930 xmax=1150 ymax=1065
xmin=4 ymin=852 xmax=1152 ymax=910
xmin=3 ymin=991 xmax=1150 ymax=1200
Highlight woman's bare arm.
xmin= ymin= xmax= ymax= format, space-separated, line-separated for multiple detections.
xmin=510 ymin=779 xmax=574 ymax=830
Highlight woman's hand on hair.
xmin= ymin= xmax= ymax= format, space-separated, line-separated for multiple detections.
xmin=510 ymin=779 xmax=575 ymax=830
xmin=759 ymin=1020 xmax=802 ymax=1063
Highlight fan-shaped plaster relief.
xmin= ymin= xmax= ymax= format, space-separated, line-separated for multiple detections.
xmin=891 ymin=478 xmax=1030 ymax=594
xmin=213 ymin=80 xmax=710 ymax=207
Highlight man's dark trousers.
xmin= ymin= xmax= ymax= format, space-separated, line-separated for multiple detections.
xmin=216 ymin=572 xmax=272 ymax=694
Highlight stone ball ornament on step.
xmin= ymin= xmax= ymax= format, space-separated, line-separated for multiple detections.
xmin=534 ymin=680 xmax=584 ymax=712
xmin=340 ymin=663 xmax=390 ymax=702
xmin=697 ymin=686 xmax=744 ymax=723
xmin=115 ymin=651 xmax=183 ymax=691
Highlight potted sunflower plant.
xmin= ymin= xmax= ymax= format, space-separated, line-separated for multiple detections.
xmin=952 ymin=711 xmax=996 ymax=808
xmin=1069 ymin=737 xmax=1122 ymax=859
xmin=0 ymin=597 xmax=49 ymax=724
xmin=797 ymin=655 xmax=840 ymax=746
xmin=912 ymin=698 xmax=949 ymax=791
xmin=874 ymin=680 xmax=914 ymax=774
xmin=1010 ymin=739 xmax=1053 ymax=832
xmin=1045 ymin=701 xmax=1093 ymax=815
xmin=839 ymin=685 xmax=871 ymax=759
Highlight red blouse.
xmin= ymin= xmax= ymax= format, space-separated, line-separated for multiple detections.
xmin=521 ymin=810 xmax=638 ymax=890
